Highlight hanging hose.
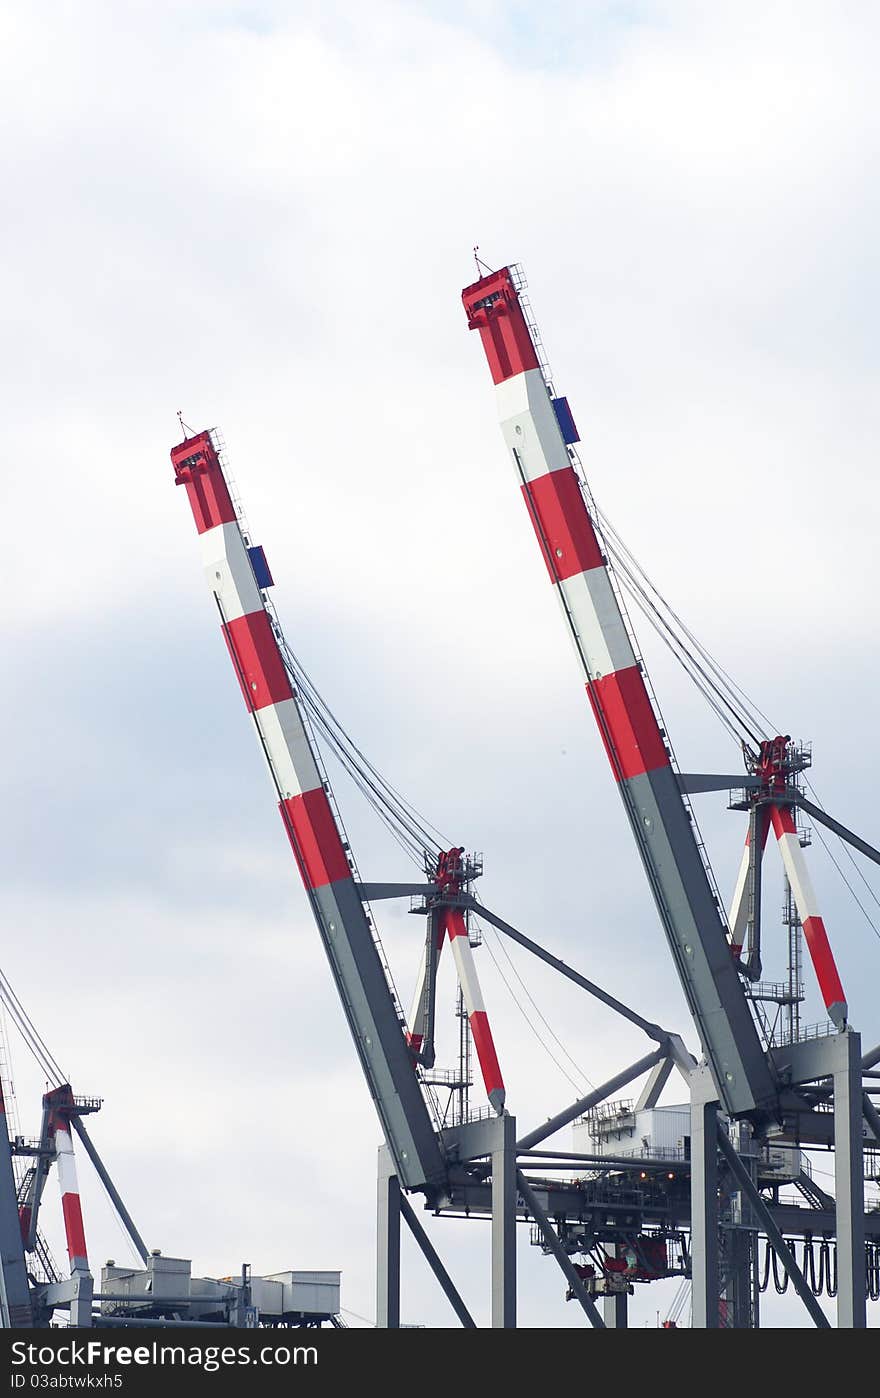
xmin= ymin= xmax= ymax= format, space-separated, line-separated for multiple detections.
xmin=771 ymin=1244 xmax=790 ymax=1294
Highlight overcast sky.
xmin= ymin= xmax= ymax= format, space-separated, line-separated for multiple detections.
xmin=1 ymin=0 xmax=878 ymax=1329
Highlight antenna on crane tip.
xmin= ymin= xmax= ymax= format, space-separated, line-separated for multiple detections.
xmin=177 ymin=410 xmax=196 ymax=440
xmin=473 ymin=245 xmax=494 ymax=277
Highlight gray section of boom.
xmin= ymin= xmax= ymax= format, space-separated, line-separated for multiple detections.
xmin=212 ymin=534 xmax=445 ymax=1195
xmin=623 ymin=767 xmax=776 ymax=1115
xmin=310 ymin=880 xmax=446 ymax=1192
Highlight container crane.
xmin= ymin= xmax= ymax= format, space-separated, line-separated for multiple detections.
xmin=462 ymin=264 xmax=779 ymax=1122
xmin=171 ymin=432 xmax=507 ymax=1193
xmin=166 ymin=267 xmax=878 ymax=1329
xmin=461 ymin=259 xmax=879 ymax=1327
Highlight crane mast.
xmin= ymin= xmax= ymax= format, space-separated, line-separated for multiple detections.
xmin=462 ymin=266 xmax=778 ymax=1120
xmin=172 ymin=431 xmax=446 ymax=1194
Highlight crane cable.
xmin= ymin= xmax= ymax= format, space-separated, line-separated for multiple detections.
xmin=595 ymin=505 xmax=775 ymax=752
xmin=0 ymin=968 xmax=66 ymax=1087
xmin=276 ymin=627 xmax=601 ymax=1093
xmin=478 ymin=922 xmax=596 ymax=1093
xmin=803 ymin=780 xmax=880 ymax=945
xmin=276 ymin=633 xmax=451 ymax=868
xmin=592 ymin=502 xmax=880 ymax=948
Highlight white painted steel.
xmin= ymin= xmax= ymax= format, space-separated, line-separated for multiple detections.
xmin=559 ymin=566 xmax=637 ymax=679
xmin=728 ymin=837 xmax=751 ymax=949
xmin=497 ymin=368 xmax=570 ymax=482
xmin=775 ymin=830 xmax=821 ymax=922
xmin=200 ymin=521 xmax=263 ymax=623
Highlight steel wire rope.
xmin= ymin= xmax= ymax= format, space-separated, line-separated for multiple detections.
xmin=0 ymin=970 xmax=66 ymax=1085
xmin=477 ymin=917 xmax=596 ymax=1092
xmin=606 ymin=542 xmax=760 ymax=749
xmin=280 ymin=621 xmax=612 ymax=1104
xmin=292 ymin=686 xmax=439 ymax=865
xmin=282 ymin=661 xmax=432 ymax=866
xmin=0 ymin=974 xmax=144 ymax=1273
xmin=595 ymin=504 xmax=880 ymax=958
xmin=802 ymin=778 xmax=880 ymax=941
xmin=289 ymin=675 xmax=437 ymax=862
xmin=478 ymin=927 xmax=591 ymax=1096
xmin=596 ymin=509 xmax=778 ymax=742
xmin=277 ymin=636 xmax=450 ymax=859
xmin=806 ymin=817 xmax=880 ymax=946
xmin=598 ymin=505 xmax=880 ymax=971
xmin=665 ymin=1276 xmax=691 ymax=1325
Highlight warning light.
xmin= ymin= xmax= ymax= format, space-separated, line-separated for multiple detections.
xmin=667 ymin=1172 xmax=675 ymax=1180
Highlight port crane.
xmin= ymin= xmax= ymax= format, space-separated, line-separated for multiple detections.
xmin=461 ymin=261 xmax=879 ymax=1325
xmin=165 ymin=265 xmax=879 ymax=1327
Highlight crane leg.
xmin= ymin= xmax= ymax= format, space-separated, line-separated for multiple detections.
xmin=444 ymin=909 xmax=506 ymax=1114
xmin=770 ymin=805 xmax=847 ymax=1027
xmin=405 ymin=910 xmax=445 ymax=1068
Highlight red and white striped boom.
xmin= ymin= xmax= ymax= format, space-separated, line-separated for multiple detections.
xmin=44 ymin=1087 xmax=88 ymax=1277
xmin=173 ymin=431 xmax=446 ymax=1192
xmin=462 ymin=266 xmax=777 ymax=1119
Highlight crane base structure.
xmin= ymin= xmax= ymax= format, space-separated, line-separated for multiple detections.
xmin=370 ymin=908 xmax=879 ymax=1329
xmin=0 ymin=1060 xmax=345 ymax=1329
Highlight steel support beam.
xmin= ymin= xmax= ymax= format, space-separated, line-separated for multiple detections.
xmin=464 ymin=898 xmax=665 ymax=1040
xmin=356 ymin=883 xmax=439 ymax=901
xmin=834 ymin=1031 xmax=866 ymax=1328
xmin=602 ymin=1291 xmax=628 ymax=1328
xmin=793 ymin=796 xmax=880 ymax=869
xmin=678 ymin=774 xmax=762 ymax=794
xmin=516 ymin=1171 xmax=605 ymax=1328
xmin=398 ymin=1193 xmax=476 ymax=1328
xmin=634 ymin=1055 xmax=674 ymax=1111
xmin=517 ymin=1048 xmax=665 ymax=1152
xmin=97 ymin=1315 xmax=230 ymax=1329
xmin=492 ymin=1115 xmax=516 ymax=1329
xmin=68 ymin=1273 xmax=94 ymax=1329
xmin=43 ymin=1275 xmax=94 ymax=1328
xmin=715 ymin=1123 xmax=830 ymax=1328
xmin=70 ymin=1119 xmax=149 ymax=1266
xmin=690 ymin=1069 xmax=719 ymax=1329
xmin=376 ymin=1149 xmax=400 ymax=1329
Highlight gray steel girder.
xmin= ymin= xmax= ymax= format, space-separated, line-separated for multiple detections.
xmin=621 ymin=767 xmax=777 ymax=1117
xmin=312 ymin=880 xmax=446 ymax=1193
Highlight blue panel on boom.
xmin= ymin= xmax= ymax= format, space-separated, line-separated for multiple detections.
xmin=248 ymin=545 xmax=274 ymax=590
xmin=552 ymin=396 xmax=580 ymax=445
